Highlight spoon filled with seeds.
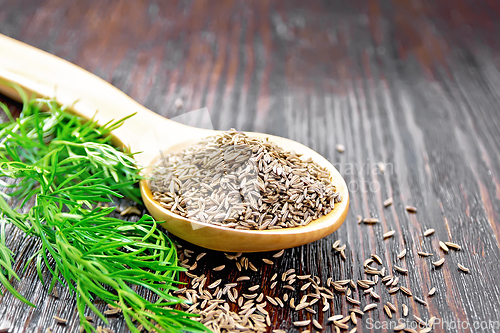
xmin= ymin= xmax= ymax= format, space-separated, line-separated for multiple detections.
xmin=0 ymin=34 xmax=349 ymax=252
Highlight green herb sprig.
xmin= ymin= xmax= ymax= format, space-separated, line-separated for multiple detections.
xmin=0 ymin=88 xmax=208 ymax=333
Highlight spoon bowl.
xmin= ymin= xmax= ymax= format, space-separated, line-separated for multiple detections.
xmin=0 ymin=34 xmax=349 ymax=252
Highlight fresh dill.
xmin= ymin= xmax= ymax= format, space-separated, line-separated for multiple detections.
xmin=0 ymin=88 xmax=208 ymax=333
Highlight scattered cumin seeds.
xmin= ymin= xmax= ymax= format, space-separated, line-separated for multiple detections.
xmin=293 ymin=320 xmax=311 ymax=327
xmin=328 ymin=315 xmax=343 ymax=322
xmin=439 ymin=241 xmax=449 ymax=252
xmin=395 ymin=323 xmax=406 ymax=331
xmin=400 ymin=286 xmax=412 ymax=296
xmin=262 ymin=258 xmax=274 ymax=265
xmin=273 ymin=249 xmax=285 ymax=258
xmin=458 ymin=263 xmax=470 ymax=273
xmin=424 ymin=228 xmax=435 ymax=237
xmin=383 ymin=230 xmax=395 ymax=239
xmin=363 ymin=217 xmax=379 ymax=224
xmin=394 ymin=265 xmax=408 ymax=274
xmin=445 ymin=242 xmax=461 ymax=250
xmin=402 ymin=304 xmax=409 ymax=316
xmin=397 ymin=249 xmax=407 ymax=259
xmin=428 ymin=287 xmax=436 ymax=296
xmin=363 ymin=303 xmax=377 ymax=312
xmin=383 ymin=197 xmax=393 ymax=207
xmin=313 ymin=319 xmax=323 ymax=330
xmin=415 ymin=296 xmax=428 ymax=306
xmin=213 ymin=265 xmax=225 ymax=271
xmin=53 ymin=316 xmax=67 ymax=325
xmin=433 ymin=258 xmax=445 ymax=267
xmin=405 ymin=205 xmax=417 ymax=213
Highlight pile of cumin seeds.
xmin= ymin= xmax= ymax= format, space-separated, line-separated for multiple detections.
xmin=150 ymin=129 xmax=341 ymax=230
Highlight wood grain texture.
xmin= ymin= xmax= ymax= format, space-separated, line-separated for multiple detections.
xmin=1 ymin=0 xmax=500 ymax=332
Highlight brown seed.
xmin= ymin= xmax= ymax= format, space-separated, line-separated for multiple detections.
xmin=85 ymin=316 xmax=93 ymax=322
xmin=349 ymin=308 xmax=364 ymax=316
xmin=383 ymin=197 xmax=393 ymax=207
xmin=405 ymin=205 xmax=417 ymax=213
xmin=363 ymin=303 xmax=377 ymax=312
xmin=415 ymin=296 xmax=428 ymax=306
xmin=371 ymin=254 xmax=383 ymax=265
xmin=104 ymin=308 xmax=121 ymax=316
xmin=428 ymin=287 xmax=436 ymax=296
xmin=445 ymin=242 xmax=461 ymax=250
xmin=394 ymin=323 xmax=406 ymax=331
xmin=389 ymin=287 xmax=400 ymax=294
xmin=312 ymin=319 xmax=323 ymax=330
xmin=400 ymin=286 xmax=412 ymax=296
xmin=262 ymin=258 xmax=274 ymax=265
xmin=293 ymin=320 xmax=311 ymax=327
xmin=346 ymin=296 xmax=361 ymax=305
xmin=248 ymin=284 xmax=260 ymax=291
xmin=394 ymin=265 xmax=408 ymax=274
xmin=213 ymin=265 xmax=225 ymax=271
xmin=333 ymin=321 xmax=349 ymax=330
xmin=273 ymin=249 xmax=285 ymax=258
xmin=370 ymin=291 xmax=380 ymax=300
xmin=196 ymin=252 xmax=206 ymax=261
xmin=350 ymin=312 xmax=357 ymax=325
xmin=237 ymin=276 xmax=250 ymax=282
xmin=383 ymin=230 xmax=395 ymax=239
xmin=418 ymin=251 xmax=433 ymax=257
xmin=433 ymin=258 xmax=445 ymax=267
xmin=363 ymin=217 xmax=379 ymax=224
xmin=384 ymin=305 xmax=392 ymax=318
xmin=423 ymin=228 xmax=435 ymax=237
xmin=402 ymin=304 xmax=409 ymax=317
xmin=458 ymin=263 xmax=470 ymax=273
xmin=386 ymin=301 xmax=397 ymax=312
xmin=53 ymin=316 xmax=67 ymax=325
xmin=397 ymin=249 xmax=407 ymax=259
xmin=328 ymin=315 xmax=344 ymax=322
xmin=404 ymin=329 xmax=418 ymax=333
xmin=439 ymin=241 xmax=449 ymax=252
xmin=208 ymin=279 xmax=222 ymax=289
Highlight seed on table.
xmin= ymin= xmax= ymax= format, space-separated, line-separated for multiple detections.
xmin=424 ymin=228 xmax=435 ymax=237
xmin=350 ymin=311 xmax=357 ymax=325
xmin=270 ymin=273 xmax=277 ymax=281
xmin=189 ymin=262 xmax=198 ymax=270
xmin=350 ymin=308 xmax=364 ymax=316
xmin=237 ymin=276 xmax=250 ymax=282
xmin=428 ymin=287 xmax=436 ymax=296
xmin=414 ymin=315 xmax=426 ymax=326
xmin=213 ymin=265 xmax=225 ymax=271
xmin=384 ymin=305 xmax=392 ymax=318
xmin=383 ymin=230 xmax=395 ymax=239
xmin=404 ymin=328 xmax=418 ymax=333
xmin=346 ymin=296 xmax=361 ymax=305
xmin=371 ymin=254 xmax=383 ymax=265
xmin=295 ymin=302 xmax=310 ymax=311
xmin=400 ymin=286 xmax=412 ymax=296
xmin=414 ymin=296 xmax=428 ymax=306
xmin=418 ymin=251 xmax=433 ymax=257
xmin=363 ymin=217 xmax=379 ymax=224
xmin=275 ymin=297 xmax=284 ymax=307
xmin=85 ymin=316 xmax=93 ymax=322
xmin=53 ymin=316 xmax=67 ymax=325
xmin=445 ymin=242 xmax=461 ymax=250
xmin=273 ymin=249 xmax=285 ymax=258
xmin=389 ymin=287 xmax=400 ymax=294
xmin=397 ymin=249 xmax=407 ymax=259
xmin=405 ymin=205 xmax=417 ymax=213
xmin=433 ymin=258 xmax=445 ymax=267
xmin=328 ymin=315 xmax=344 ymax=322
xmin=386 ymin=301 xmax=397 ymax=312
xmin=262 ymin=258 xmax=274 ymax=265
xmin=313 ymin=319 xmax=323 ymax=330
xmin=336 ymin=144 xmax=345 ymax=153
xmin=439 ymin=241 xmax=449 ymax=252
xmin=333 ymin=321 xmax=349 ymax=330
xmin=248 ymin=285 xmax=260 ymax=291
xmin=249 ymin=262 xmax=258 ymax=271
xmin=363 ymin=303 xmax=378 ymax=312
xmin=384 ymin=197 xmax=393 ymax=207
xmin=394 ymin=323 xmax=406 ymax=331
xmin=394 ymin=265 xmax=408 ymax=274
xmin=196 ymin=252 xmax=206 ymax=261
xmin=402 ymin=304 xmax=409 ymax=316
xmin=293 ymin=320 xmax=311 ymax=327
xmin=458 ymin=263 xmax=470 ymax=273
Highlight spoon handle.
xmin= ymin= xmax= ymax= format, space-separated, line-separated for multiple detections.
xmin=0 ymin=34 xmax=199 ymax=164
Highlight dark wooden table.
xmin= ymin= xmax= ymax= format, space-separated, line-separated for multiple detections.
xmin=1 ymin=0 xmax=500 ymax=332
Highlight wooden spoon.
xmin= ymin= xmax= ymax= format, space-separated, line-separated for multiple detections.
xmin=0 ymin=34 xmax=349 ymax=252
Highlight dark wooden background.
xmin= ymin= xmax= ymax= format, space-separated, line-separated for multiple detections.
xmin=1 ymin=0 xmax=500 ymax=332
